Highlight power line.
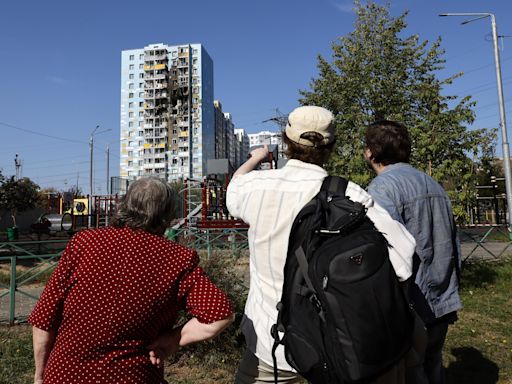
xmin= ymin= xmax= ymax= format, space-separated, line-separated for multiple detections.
xmin=0 ymin=121 xmax=88 ymax=145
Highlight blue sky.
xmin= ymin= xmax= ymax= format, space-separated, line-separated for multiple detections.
xmin=0 ymin=0 xmax=511 ymax=193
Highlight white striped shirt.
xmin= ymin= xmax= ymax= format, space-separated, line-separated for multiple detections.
xmin=226 ymin=159 xmax=415 ymax=370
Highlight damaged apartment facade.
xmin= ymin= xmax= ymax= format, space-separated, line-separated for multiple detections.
xmin=120 ymin=43 xmax=214 ymax=181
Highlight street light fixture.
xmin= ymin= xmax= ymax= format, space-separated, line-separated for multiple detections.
xmin=89 ymin=125 xmax=112 ymax=227
xmin=440 ymin=12 xmax=512 ymax=236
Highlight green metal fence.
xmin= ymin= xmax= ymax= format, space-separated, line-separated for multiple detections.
xmin=0 ymin=239 xmax=68 ymax=325
xmin=0 ymin=229 xmax=250 ymax=324
xmin=169 ymin=227 xmax=249 ymax=258
xmin=4 ymin=225 xmax=508 ymax=325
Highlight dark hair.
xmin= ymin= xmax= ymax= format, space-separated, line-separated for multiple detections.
xmin=283 ymin=131 xmax=335 ymax=166
xmin=110 ymin=177 xmax=175 ymax=235
xmin=364 ymin=120 xmax=411 ymax=165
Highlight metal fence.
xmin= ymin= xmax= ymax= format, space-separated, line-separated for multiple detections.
xmin=0 ymin=239 xmax=68 ymax=325
xmin=2 ymin=225 xmax=511 ymax=325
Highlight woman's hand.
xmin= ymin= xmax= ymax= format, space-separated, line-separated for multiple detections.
xmin=147 ymin=327 xmax=182 ymax=367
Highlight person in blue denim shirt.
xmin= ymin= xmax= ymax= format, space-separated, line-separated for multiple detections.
xmin=364 ymin=120 xmax=462 ymax=384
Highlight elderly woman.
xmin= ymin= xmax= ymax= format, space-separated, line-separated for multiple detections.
xmin=29 ymin=177 xmax=234 ymax=384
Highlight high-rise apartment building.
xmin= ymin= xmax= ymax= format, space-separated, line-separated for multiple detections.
xmin=234 ymin=128 xmax=249 ymax=167
xmin=120 ymin=43 xmax=214 ymax=181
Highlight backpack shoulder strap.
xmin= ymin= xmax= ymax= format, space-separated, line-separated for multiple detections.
xmin=321 ymin=175 xmax=349 ymax=196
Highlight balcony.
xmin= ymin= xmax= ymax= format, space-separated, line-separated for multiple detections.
xmin=144 ymin=53 xmax=167 ymax=61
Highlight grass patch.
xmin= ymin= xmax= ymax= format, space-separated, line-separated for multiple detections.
xmin=2 ymin=255 xmax=512 ymax=383
xmin=0 ymin=262 xmax=56 ymax=286
xmin=0 ymin=325 xmax=34 ymax=384
xmin=444 ymin=258 xmax=512 ymax=384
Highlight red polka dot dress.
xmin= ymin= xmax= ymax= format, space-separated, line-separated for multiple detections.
xmin=29 ymin=226 xmax=233 ymax=384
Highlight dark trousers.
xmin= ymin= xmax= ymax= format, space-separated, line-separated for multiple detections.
xmin=406 ymin=319 xmax=449 ymax=384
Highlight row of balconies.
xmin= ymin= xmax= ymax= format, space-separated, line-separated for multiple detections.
xmin=144 ymin=63 xmax=167 ymax=71
xmin=144 ymin=53 xmax=168 ymax=61
xmin=144 ymin=91 xmax=168 ymax=99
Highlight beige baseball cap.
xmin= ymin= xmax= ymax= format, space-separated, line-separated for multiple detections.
xmin=285 ymin=106 xmax=335 ymax=147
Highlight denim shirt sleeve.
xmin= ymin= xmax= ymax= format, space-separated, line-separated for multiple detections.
xmin=368 ymin=180 xmax=404 ymax=225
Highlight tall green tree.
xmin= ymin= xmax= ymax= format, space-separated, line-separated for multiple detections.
xmin=299 ymin=1 xmax=496 ymax=222
xmin=0 ymin=176 xmax=40 ymax=227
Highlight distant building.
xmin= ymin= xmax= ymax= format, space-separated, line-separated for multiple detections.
xmin=120 ymin=43 xmax=214 ymax=181
xmin=234 ymin=128 xmax=250 ymax=168
xmin=213 ymin=100 xmax=227 ymax=161
xmin=213 ymin=101 xmax=239 ymax=170
xmin=248 ymin=130 xmax=281 ymax=147
xmin=248 ymin=130 xmax=285 ymax=159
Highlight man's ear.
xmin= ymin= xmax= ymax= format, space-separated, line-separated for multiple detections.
xmin=364 ymin=148 xmax=373 ymax=161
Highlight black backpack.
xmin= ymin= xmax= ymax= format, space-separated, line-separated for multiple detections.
xmin=271 ymin=176 xmax=414 ymax=384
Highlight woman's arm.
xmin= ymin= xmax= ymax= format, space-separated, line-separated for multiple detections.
xmin=147 ymin=314 xmax=235 ymax=366
xmin=32 ymin=326 xmax=56 ymax=384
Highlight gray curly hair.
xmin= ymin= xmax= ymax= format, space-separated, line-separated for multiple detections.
xmin=110 ymin=177 xmax=175 ymax=235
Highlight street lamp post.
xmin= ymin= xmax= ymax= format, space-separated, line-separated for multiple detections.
xmin=89 ymin=125 xmax=112 ymax=227
xmin=106 ymin=144 xmax=110 ymax=196
xmin=440 ymin=12 xmax=512 ymax=237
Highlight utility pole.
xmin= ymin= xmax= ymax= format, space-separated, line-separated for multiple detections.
xmin=440 ymin=12 xmax=512 ymax=237
xmin=14 ymin=154 xmax=22 ymax=181
xmin=106 ymin=144 xmax=110 ymax=195
xmin=89 ymin=125 xmax=99 ymax=228
xmin=89 ymin=125 xmax=112 ymax=227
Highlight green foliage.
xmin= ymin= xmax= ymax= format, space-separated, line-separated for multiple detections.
xmin=299 ymin=1 xmax=496 ymax=222
xmin=0 ymin=176 xmax=40 ymax=227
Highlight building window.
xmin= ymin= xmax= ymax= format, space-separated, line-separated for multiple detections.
xmin=129 ymin=54 xmax=134 ymax=60
xmin=129 ymin=74 xmax=134 ymax=80
xmin=129 ymin=64 xmax=134 ymax=70
xmin=128 ymin=160 xmax=133 ymax=166
xmin=139 ymin=102 xmax=144 ymax=107
xmin=129 ymin=122 xmax=134 ymax=127
xmin=129 ymin=112 xmax=134 ymax=117
xmin=128 ymin=151 xmax=133 ymax=157
xmin=139 ymin=64 xmax=144 ymax=69
xmin=139 ymin=82 xmax=143 ymax=88
xmin=138 ymin=121 xmax=143 ymax=127
xmin=139 ymin=111 xmax=144 ymax=117
xmin=193 ymin=49 xmax=198 ymax=55
xmin=139 ymin=92 xmax=144 ymax=97
xmin=139 ymin=73 xmax=144 ymax=79
xmin=128 ymin=102 xmax=133 ymax=108
xmin=139 ymin=54 xmax=144 ymax=60
xmin=129 ymin=83 xmax=134 ymax=89
xmin=129 ymin=93 xmax=134 ymax=98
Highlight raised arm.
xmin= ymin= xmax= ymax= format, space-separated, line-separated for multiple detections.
xmin=233 ymin=145 xmax=269 ymax=177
